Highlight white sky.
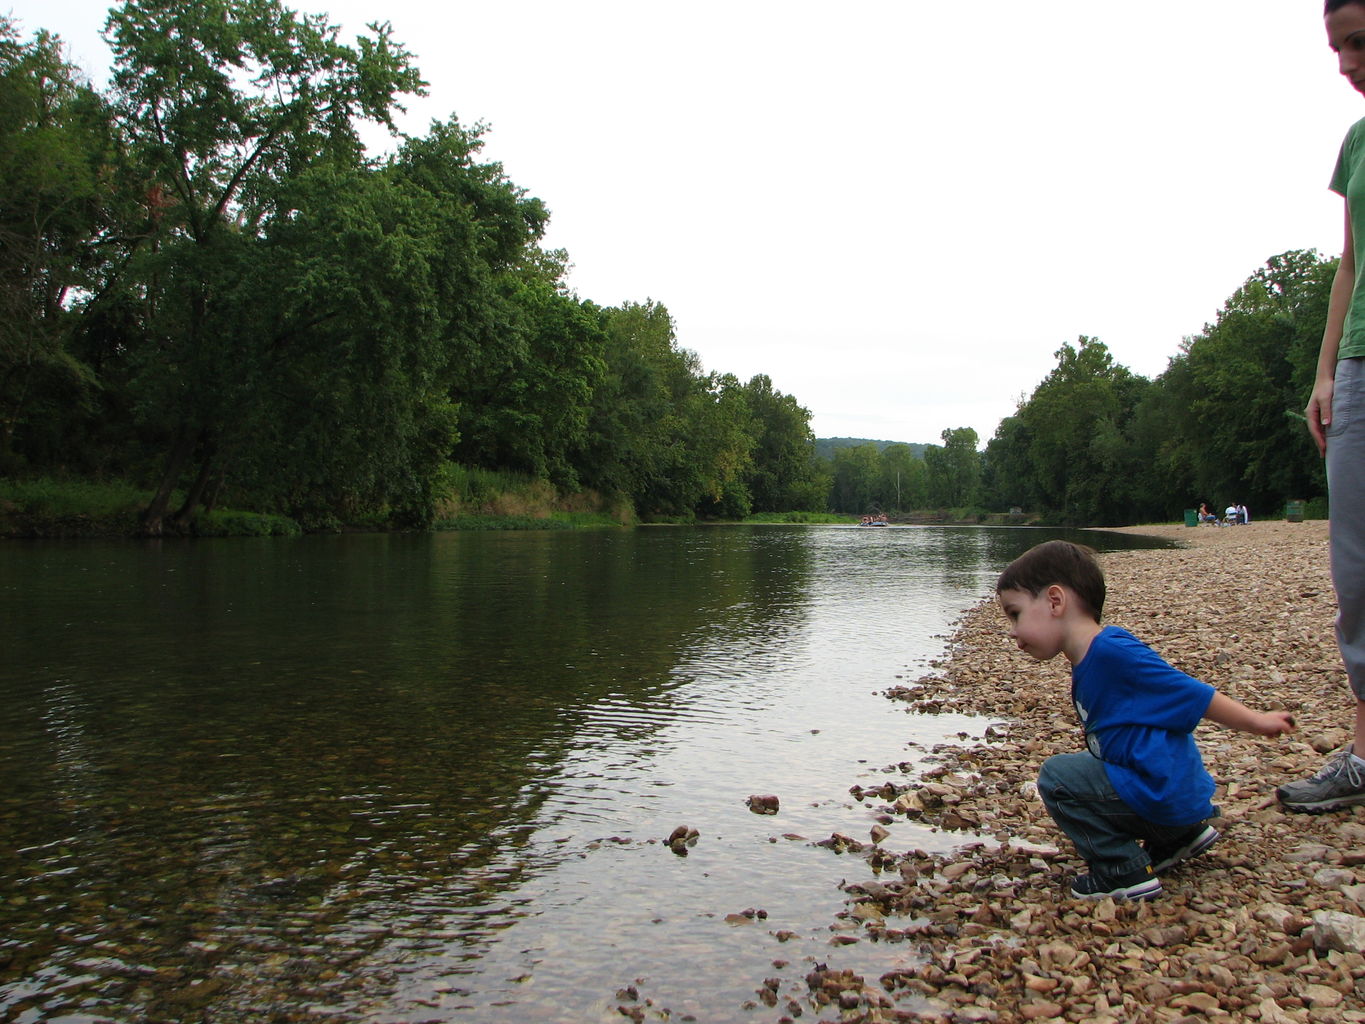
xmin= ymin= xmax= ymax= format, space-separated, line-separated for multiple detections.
xmin=11 ymin=1 xmax=1364 ymax=446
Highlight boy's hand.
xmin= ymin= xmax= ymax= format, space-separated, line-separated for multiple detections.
xmin=1205 ymin=693 xmax=1297 ymax=736
xmin=1253 ymin=711 xmax=1297 ymax=737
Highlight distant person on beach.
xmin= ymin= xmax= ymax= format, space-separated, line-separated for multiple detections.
xmin=997 ymin=541 xmax=1296 ymax=901
xmin=1198 ymin=502 xmax=1217 ymax=524
xmin=1280 ymin=0 xmax=1365 ymax=814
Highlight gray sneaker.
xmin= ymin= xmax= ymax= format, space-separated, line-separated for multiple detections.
xmin=1277 ymin=749 xmax=1365 ymax=813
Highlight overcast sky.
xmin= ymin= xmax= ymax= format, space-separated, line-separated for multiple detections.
xmin=12 ymin=1 xmax=1365 ymax=445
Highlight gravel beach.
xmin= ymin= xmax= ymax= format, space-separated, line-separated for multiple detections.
xmin=808 ymin=520 xmax=1365 ymax=1024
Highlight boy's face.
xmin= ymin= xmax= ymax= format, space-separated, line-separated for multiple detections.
xmin=998 ymin=587 xmax=1065 ymax=661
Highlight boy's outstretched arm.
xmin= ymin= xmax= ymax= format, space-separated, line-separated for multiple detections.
xmin=1204 ymin=692 xmax=1297 ymax=736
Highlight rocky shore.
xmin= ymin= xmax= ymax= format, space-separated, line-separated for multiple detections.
xmin=803 ymin=521 xmax=1365 ymax=1024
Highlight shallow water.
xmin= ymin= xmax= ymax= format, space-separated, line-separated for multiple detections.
xmin=0 ymin=525 xmax=1164 ymax=1022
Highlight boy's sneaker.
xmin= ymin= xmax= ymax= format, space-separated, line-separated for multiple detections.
xmin=1147 ymin=824 xmax=1219 ymax=874
xmin=1277 ymin=749 xmax=1365 ymax=813
xmin=1069 ymin=867 xmax=1162 ymax=901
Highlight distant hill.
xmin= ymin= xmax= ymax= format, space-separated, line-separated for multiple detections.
xmin=815 ymin=437 xmax=929 ymax=461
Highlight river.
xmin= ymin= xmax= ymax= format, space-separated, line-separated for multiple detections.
xmin=0 ymin=524 xmax=1166 ymax=1023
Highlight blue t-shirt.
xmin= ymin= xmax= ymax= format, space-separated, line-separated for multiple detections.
xmin=1071 ymin=626 xmax=1216 ymax=826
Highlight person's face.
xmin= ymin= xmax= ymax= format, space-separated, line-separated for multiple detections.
xmin=998 ymin=587 xmax=1064 ymax=661
xmin=1328 ymin=3 xmax=1365 ymax=96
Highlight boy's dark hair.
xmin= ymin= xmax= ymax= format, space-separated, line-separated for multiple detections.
xmin=1327 ymin=0 xmax=1364 ymax=14
xmin=996 ymin=540 xmax=1105 ymax=623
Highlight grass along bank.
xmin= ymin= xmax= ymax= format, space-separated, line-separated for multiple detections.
xmin=0 ymin=470 xmax=635 ymax=539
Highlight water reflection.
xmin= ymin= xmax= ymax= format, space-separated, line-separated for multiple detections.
xmin=0 ymin=525 xmax=1164 ymax=1022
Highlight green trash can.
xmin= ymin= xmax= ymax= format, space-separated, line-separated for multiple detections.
xmin=1286 ymin=500 xmax=1304 ymax=523
xmin=1183 ymin=508 xmax=1199 ymax=528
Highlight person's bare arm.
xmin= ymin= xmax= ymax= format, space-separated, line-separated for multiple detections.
xmin=1204 ymin=692 xmax=1296 ymax=736
xmin=1308 ymin=203 xmax=1355 ymax=456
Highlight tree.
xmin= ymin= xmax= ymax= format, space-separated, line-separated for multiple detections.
xmin=830 ymin=443 xmax=882 ymax=514
xmin=924 ymin=427 xmax=981 ymax=507
xmin=981 ymin=414 xmax=1035 ymax=512
xmin=740 ymin=374 xmax=820 ymax=512
xmin=1165 ymin=250 xmax=1331 ymax=512
xmin=0 ymin=19 xmax=114 ymax=469
xmin=103 ymin=0 xmax=425 ymax=532
xmin=583 ymin=300 xmax=716 ymax=518
xmin=876 ymin=443 xmax=925 ymax=512
xmin=989 ymin=336 xmax=1144 ymax=524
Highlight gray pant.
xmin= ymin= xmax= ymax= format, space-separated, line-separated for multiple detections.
xmin=1328 ymin=357 xmax=1365 ymax=700
xmin=1037 ymin=752 xmax=1202 ymax=879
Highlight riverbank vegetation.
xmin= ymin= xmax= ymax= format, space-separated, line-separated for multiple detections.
xmin=0 ymin=0 xmax=1335 ymax=536
xmin=0 ymin=4 xmax=828 ymax=537
xmin=824 ymin=250 xmax=1333 ymax=525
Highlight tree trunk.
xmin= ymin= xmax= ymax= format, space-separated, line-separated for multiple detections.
xmin=202 ymin=465 xmax=227 ymax=514
xmin=171 ymin=441 xmax=217 ymax=528
xmin=141 ymin=425 xmax=198 ymax=535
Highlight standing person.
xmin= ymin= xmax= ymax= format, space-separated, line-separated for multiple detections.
xmin=1279 ymin=0 xmax=1365 ymax=813
xmin=997 ymin=541 xmax=1295 ymax=900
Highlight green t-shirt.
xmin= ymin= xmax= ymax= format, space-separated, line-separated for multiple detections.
xmin=1331 ymin=117 xmax=1365 ymax=360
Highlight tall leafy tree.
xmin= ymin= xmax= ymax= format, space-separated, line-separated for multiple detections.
xmin=995 ymin=336 xmax=1143 ymax=524
xmin=879 ymin=443 xmax=927 ymax=512
xmin=0 ymin=19 xmax=114 ymax=468
xmin=829 ymin=443 xmax=882 ymax=514
xmin=1160 ymin=250 xmax=1331 ymax=513
xmin=690 ymin=372 xmax=755 ymax=519
xmin=583 ymin=300 xmax=712 ymax=517
xmin=740 ymin=373 xmax=820 ymax=512
xmin=924 ymin=427 xmax=981 ymax=508
xmin=103 ymin=0 xmax=425 ymax=532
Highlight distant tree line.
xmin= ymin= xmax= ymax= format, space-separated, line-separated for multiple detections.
xmin=826 ymin=249 xmax=1332 ymax=524
xmin=0 ymin=2 xmax=827 ymax=532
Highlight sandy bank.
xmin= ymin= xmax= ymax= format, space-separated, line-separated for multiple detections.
xmin=812 ymin=520 xmax=1365 ymax=1023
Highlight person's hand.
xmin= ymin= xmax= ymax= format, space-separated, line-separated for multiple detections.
xmin=1255 ymin=711 xmax=1297 ymax=737
xmin=1306 ymin=377 xmax=1334 ymax=457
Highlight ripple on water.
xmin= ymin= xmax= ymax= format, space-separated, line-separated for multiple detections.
xmin=1 ymin=526 xmax=1158 ymax=1021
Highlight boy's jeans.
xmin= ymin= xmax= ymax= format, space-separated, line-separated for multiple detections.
xmin=1038 ymin=752 xmax=1201 ymax=879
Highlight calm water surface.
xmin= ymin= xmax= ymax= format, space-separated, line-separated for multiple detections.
xmin=0 ymin=525 xmax=1165 ymax=1023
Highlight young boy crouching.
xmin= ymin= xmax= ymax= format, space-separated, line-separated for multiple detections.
xmin=996 ymin=540 xmax=1295 ymax=901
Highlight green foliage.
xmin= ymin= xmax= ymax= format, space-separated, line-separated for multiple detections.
xmin=433 ymin=511 xmax=621 ymax=531
xmin=743 ymin=511 xmax=846 ymax=523
xmin=0 ymin=1 xmax=830 ymax=532
xmin=924 ymin=427 xmax=981 ymax=507
xmin=0 ymin=476 xmax=148 ymax=515
xmin=8 ymin=2 xmax=1334 ymax=536
xmin=0 ymin=19 xmax=114 ymax=471
xmin=979 ymin=253 xmax=1334 ymax=525
xmin=438 ymin=464 xmax=534 ymax=507
xmin=827 ymin=438 xmax=944 ymax=514
xmin=815 ymin=437 xmax=929 ymax=460
xmin=194 ymin=510 xmax=301 ymax=536
xmin=1151 ymin=250 xmax=1329 ymax=514
xmin=983 ymin=336 xmax=1147 ymax=524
